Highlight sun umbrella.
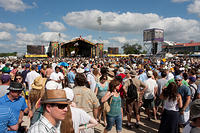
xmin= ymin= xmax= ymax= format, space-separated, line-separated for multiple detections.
xmin=58 ymin=62 xmax=69 ymax=67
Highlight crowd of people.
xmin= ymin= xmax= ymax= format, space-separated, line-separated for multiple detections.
xmin=0 ymin=56 xmax=200 ymax=133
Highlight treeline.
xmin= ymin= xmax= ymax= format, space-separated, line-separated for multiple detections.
xmin=0 ymin=52 xmax=17 ymax=57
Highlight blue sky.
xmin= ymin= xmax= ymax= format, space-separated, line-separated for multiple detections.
xmin=0 ymin=0 xmax=200 ymax=54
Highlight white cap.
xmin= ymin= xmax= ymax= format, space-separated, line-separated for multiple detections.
xmin=45 ymin=80 xmax=61 ymax=90
xmin=76 ymin=68 xmax=85 ymax=73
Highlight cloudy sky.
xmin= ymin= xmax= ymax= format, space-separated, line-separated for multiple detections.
xmin=0 ymin=0 xmax=200 ymax=53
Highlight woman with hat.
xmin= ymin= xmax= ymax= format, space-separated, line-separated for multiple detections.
xmin=28 ymin=76 xmax=47 ymax=125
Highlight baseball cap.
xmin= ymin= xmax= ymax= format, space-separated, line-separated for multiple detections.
xmin=175 ymin=75 xmax=183 ymax=80
xmin=1 ymin=74 xmax=11 ymax=83
xmin=25 ymin=64 xmax=30 ymax=68
xmin=1 ymin=67 xmax=11 ymax=73
xmin=189 ymin=76 xmax=196 ymax=82
xmin=147 ymin=71 xmax=153 ymax=77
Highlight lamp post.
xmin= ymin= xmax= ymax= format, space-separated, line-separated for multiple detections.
xmin=58 ymin=33 xmax=61 ymax=58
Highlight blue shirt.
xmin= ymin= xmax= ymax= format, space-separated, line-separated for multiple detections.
xmin=0 ymin=94 xmax=27 ymax=133
xmin=178 ymin=85 xmax=191 ymax=112
xmin=67 ymin=71 xmax=75 ymax=83
xmin=0 ymin=105 xmax=18 ymax=133
xmin=138 ymin=73 xmax=148 ymax=82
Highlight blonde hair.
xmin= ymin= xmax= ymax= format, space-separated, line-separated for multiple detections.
xmin=60 ymin=106 xmax=74 ymax=133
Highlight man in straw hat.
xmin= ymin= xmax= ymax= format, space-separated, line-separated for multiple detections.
xmin=28 ymin=89 xmax=70 ymax=133
xmin=0 ymin=82 xmax=28 ymax=133
xmin=183 ymin=99 xmax=200 ymax=133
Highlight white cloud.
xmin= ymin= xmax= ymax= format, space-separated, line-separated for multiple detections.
xmin=63 ymin=10 xmax=200 ymax=42
xmin=63 ymin=10 xmax=159 ymax=33
xmin=109 ymin=36 xmax=127 ymax=43
xmin=0 ymin=31 xmax=12 ymax=41
xmin=42 ymin=21 xmax=66 ymax=32
xmin=40 ymin=32 xmax=68 ymax=42
xmin=187 ymin=0 xmax=200 ymax=16
xmin=0 ymin=0 xmax=33 ymax=12
xmin=171 ymin=0 xmax=190 ymax=3
xmin=17 ymin=33 xmax=38 ymax=42
xmin=0 ymin=22 xmax=26 ymax=32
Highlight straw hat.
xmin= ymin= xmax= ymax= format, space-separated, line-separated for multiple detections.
xmin=41 ymin=89 xmax=70 ymax=104
xmin=31 ymin=76 xmax=47 ymax=90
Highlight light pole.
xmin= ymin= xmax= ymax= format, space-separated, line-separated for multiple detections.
xmin=58 ymin=33 xmax=61 ymax=58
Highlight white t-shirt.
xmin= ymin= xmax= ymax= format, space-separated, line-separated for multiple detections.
xmin=58 ymin=107 xmax=91 ymax=133
xmin=144 ymin=78 xmax=158 ymax=99
xmin=86 ymin=73 xmax=96 ymax=92
xmin=25 ymin=71 xmax=40 ymax=90
xmin=50 ymin=72 xmax=64 ymax=89
xmin=71 ymin=107 xmax=91 ymax=133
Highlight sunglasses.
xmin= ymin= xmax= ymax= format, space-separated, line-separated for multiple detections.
xmin=16 ymin=78 xmax=22 ymax=80
xmin=11 ymin=90 xmax=22 ymax=93
xmin=51 ymin=103 xmax=69 ymax=109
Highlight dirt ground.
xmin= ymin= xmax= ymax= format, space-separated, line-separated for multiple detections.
xmin=94 ymin=112 xmax=160 ymax=133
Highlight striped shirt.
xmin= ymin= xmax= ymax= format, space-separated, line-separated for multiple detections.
xmin=28 ymin=115 xmax=60 ymax=133
xmin=0 ymin=105 xmax=18 ymax=133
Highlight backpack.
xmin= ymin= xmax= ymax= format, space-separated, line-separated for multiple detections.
xmin=127 ymin=79 xmax=138 ymax=100
xmin=189 ymin=84 xmax=197 ymax=101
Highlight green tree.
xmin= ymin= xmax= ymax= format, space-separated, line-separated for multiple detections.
xmin=121 ymin=43 xmax=142 ymax=54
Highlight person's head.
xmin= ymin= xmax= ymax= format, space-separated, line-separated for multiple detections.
xmin=189 ymin=76 xmax=196 ymax=84
xmin=75 ymin=73 xmax=87 ymax=86
xmin=31 ymin=65 xmax=36 ymax=70
xmin=139 ymin=69 xmax=143 ymax=74
xmin=153 ymin=70 xmax=158 ymax=79
xmin=15 ymin=72 xmax=23 ymax=83
xmin=1 ymin=74 xmax=11 ymax=84
xmin=93 ymin=68 xmax=99 ymax=76
xmin=189 ymin=69 xmax=196 ymax=76
xmin=25 ymin=63 xmax=30 ymax=69
xmin=109 ymin=79 xmax=120 ymax=92
xmin=161 ymin=71 xmax=167 ymax=78
xmin=41 ymin=90 xmax=70 ymax=121
xmin=175 ymin=75 xmax=183 ymax=86
xmin=100 ymin=67 xmax=108 ymax=75
xmin=1 ymin=66 xmax=11 ymax=74
xmin=147 ymin=71 xmax=153 ymax=78
xmin=100 ymin=74 xmax=108 ymax=83
xmin=163 ymin=82 xmax=178 ymax=101
xmin=55 ymin=66 xmax=61 ymax=73
xmin=130 ymin=70 xmax=137 ymax=78
xmin=190 ymin=99 xmax=200 ymax=124
xmin=182 ymin=72 xmax=188 ymax=81
xmin=8 ymin=82 xmax=23 ymax=99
